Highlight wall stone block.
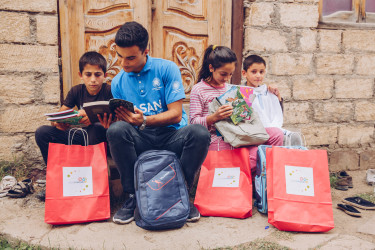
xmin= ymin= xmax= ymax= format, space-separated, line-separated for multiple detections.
xmin=299 ymin=29 xmax=317 ymax=52
xmin=0 ymin=44 xmax=58 ymax=73
xmin=36 ymin=15 xmax=58 ymax=45
xmin=338 ymin=125 xmax=374 ymax=145
xmin=0 ymin=75 xmax=34 ymax=104
xmin=301 ymin=125 xmax=337 ymax=146
xmin=360 ymin=151 xmax=375 ymax=170
xmin=279 ymin=3 xmax=319 ymax=28
xmin=314 ymin=102 xmax=353 ymax=122
xmin=356 ymin=55 xmax=375 ymax=76
xmin=0 ymin=135 xmax=25 ymax=161
xmin=319 ymin=29 xmax=341 ymax=53
xmin=0 ymin=0 xmax=57 ymax=13
xmin=267 ymin=78 xmax=292 ymax=100
xmin=329 ymin=150 xmax=359 ymax=171
xmin=293 ymin=77 xmax=333 ymax=100
xmin=0 ymin=105 xmax=54 ymax=133
xmin=284 ymin=102 xmax=310 ymax=124
xmin=355 ymin=101 xmax=375 ymax=122
xmin=271 ymin=53 xmax=312 ymax=75
xmin=244 ymin=28 xmax=287 ymax=52
xmin=336 ymin=78 xmax=373 ymax=99
xmin=0 ymin=12 xmax=30 ymax=43
xmin=248 ymin=2 xmax=274 ymax=26
xmin=316 ymin=54 xmax=354 ymax=75
xmin=43 ymin=75 xmax=60 ymax=104
xmin=343 ymin=30 xmax=375 ymax=52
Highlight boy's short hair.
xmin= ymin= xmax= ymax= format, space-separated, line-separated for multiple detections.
xmin=115 ymin=21 xmax=148 ymax=52
xmin=243 ymin=55 xmax=266 ymax=71
xmin=79 ymin=51 xmax=107 ymax=74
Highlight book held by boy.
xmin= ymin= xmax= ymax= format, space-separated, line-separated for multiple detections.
xmin=83 ymin=99 xmax=135 ymax=123
xmin=216 ymin=86 xmax=253 ymax=125
xmin=45 ymin=109 xmax=83 ymax=125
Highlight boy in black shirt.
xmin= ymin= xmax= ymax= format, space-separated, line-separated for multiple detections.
xmin=35 ymin=51 xmax=113 ymax=165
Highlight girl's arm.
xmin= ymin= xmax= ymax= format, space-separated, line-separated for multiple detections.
xmin=189 ymin=87 xmax=209 ymax=128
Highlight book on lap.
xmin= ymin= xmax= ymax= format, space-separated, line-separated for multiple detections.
xmin=45 ymin=109 xmax=82 ymax=125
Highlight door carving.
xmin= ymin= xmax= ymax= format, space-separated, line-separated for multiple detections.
xmin=59 ymin=0 xmax=232 ymax=103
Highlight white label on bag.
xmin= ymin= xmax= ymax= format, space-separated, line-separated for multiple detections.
xmin=63 ymin=167 xmax=93 ymax=197
xmin=285 ymin=165 xmax=314 ymax=196
xmin=212 ymin=167 xmax=240 ymax=187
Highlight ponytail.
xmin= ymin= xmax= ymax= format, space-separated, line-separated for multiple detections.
xmin=197 ymin=45 xmax=237 ymax=83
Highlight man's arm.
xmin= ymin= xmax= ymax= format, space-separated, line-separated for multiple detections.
xmin=115 ymin=99 xmax=183 ymax=127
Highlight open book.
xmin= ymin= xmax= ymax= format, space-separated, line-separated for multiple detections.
xmin=45 ymin=109 xmax=83 ymax=125
xmin=83 ymin=99 xmax=135 ymax=123
xmin=216 ymin=86 xmax=253 ymax=125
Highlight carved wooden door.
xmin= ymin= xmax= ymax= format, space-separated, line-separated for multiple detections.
xmin=59 ymin=0 xmax=232 ymax=101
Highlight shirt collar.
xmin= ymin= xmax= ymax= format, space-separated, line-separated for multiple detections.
xmin=127 ymin=55 xmax=152 ymax=76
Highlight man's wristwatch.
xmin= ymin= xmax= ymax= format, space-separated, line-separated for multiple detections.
xmin=139 ymin=115 xmax=147 ymax=130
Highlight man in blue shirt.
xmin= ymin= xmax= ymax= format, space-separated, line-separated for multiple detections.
xmin=107 ymin=21 xmax=210 ymax=224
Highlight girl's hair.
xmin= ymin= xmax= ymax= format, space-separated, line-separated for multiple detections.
xmin=197 ymin=45 xmax=237 ymax=83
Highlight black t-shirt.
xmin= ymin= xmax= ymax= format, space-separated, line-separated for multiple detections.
xmin=63 ymin=83 xmax=113 ymax=109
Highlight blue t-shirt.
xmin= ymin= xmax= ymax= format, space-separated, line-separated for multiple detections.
xmin=111 ymin=55 xmax=187 ymax=130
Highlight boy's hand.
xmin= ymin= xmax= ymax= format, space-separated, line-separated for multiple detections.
xmin=115 ymin=106 xmax=144 ymax=126
xmin=52 ymin=121 xmax=70 ymax=131
xmin=268 ymin=85 xmax=282 ymax=101
xmin=98 ymin=113 xmax=113 ymax=129
xmin=78 ymin=109 xmax=91 ymax=126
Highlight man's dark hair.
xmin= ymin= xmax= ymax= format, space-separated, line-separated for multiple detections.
xmin=115 ymin=21 xmax=149 ymax=52
xmin=79 ymin=51 xmax=107 ymax=74
xmin=243 ymin=55 xmax=266 ymax=71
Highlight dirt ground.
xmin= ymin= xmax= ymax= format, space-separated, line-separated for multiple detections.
xmin=0 ymin=170 xmax=374 ymax=249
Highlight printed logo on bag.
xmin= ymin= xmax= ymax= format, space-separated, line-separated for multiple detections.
xmin=63 ymin=167 xmax=93 ymax=197
xmin=147 ymin=165 xmax=176 ymax=190
xmin=212 ymin=167 xmax=240 ymax=187
xmin=285 ymin=165 xmax=314 ymax=197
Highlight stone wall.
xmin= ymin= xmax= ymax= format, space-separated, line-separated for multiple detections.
xmin=244 ymin=0 xmax=375 ymax=171
xmin=0 ymin=0 xmax=60 ymax=171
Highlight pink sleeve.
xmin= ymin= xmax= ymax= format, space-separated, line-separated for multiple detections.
xmin=189 ymin=86 xmax=209 ymax=128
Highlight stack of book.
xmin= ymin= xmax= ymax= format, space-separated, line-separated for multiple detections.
xmin=45 ymin=109 xmax=82 ymax=125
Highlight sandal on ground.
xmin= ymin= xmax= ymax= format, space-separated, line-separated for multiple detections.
xmin=0 ymin=175 xmax=17 ymax=198
xmin=337 ymin=203 xmax=361 ymax=217
xmin=6 ymin=179 xmax=34 ymax=198
xmin=343 ymin=196 xmax=375 ymax=210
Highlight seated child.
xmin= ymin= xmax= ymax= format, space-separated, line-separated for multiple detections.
xmin=35 ymin=51 xmax=113 ymax=165
xmin=189 ymin=45 xmax=283 ymax=175
xmin=242 ymin=54 xmax=284 ymax=129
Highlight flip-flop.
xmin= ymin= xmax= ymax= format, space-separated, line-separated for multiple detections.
xmin=343 ymin=196 xmax=375 ymax=210
xmin=337 ymin=203 xmax=361 ymax=217
xmin=6 ymin=179 xmax=34 ymax=198
xmin=0 ymin=175 xmax=17 ymax=198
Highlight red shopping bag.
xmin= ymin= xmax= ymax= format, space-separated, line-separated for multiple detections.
xmin=45 ymin=141 xmax=110 ymax=225
xmin=194 ymin=148 xmax=252 ymax=218
xmin=267 ymin=147 xmax=334 ymax=232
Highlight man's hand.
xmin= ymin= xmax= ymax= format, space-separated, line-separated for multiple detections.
xmin=78 ymin=109 xmax=91 ymax=126
xmin=98 ymin=113 xmax=113 ymax=129
xmin=115 ymin=106 xmax=144 ymax=126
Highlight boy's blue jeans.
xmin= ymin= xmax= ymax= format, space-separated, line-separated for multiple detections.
xmin=107 ymin=121 xmax=210 ymax=194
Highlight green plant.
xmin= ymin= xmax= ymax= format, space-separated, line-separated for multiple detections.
xmin=329 ymin=175 xmax=338 ymax=188
xmin=358 ymin=192 xmax=375 ymax=204
xmin=0 ymin=156 xmax=30 ymax=181
xmin=0 ymin=236 xmax=41 ymax=250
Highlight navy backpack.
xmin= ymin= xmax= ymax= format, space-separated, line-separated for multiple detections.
xmin=134 ymin=150 xmax=190 ymax=230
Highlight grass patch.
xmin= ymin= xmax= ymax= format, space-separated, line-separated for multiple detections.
xmin=329 ymin=175 xmax=338 ymax=188
xmin=0 ymin=157 xmax=30 ymax=181
xmin=212 ymin=239 xmax=291 ymax=250
xmin=0 ymin=235 xmax=41 ymax=250
xmin=358 ymin=192 xmax=375 ymax=204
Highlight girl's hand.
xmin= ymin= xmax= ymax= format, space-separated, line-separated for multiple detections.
xmin=268 ymin=85 xmax=282 ymax=101
xmin=214 ymin=104 xmax=233 ymax=121
xmin=98 ymin=113 xmax=113 ymax=129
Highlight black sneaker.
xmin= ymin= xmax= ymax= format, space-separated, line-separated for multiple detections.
xmin=113 ymin=194 xmax=136 ymax=224
xmin=36 ymin=190 xmax=46 ymax=202
xmin=187 ymin=202 xmax=200 ymax=222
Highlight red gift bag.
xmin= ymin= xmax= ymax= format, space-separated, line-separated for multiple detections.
xmin=45 ymin=134 xmax=110 ymax=224
xmin=267 ymin=147 xmax=334 ymax=232
xmin=194 ymin=148 xmax=252 ymax=218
